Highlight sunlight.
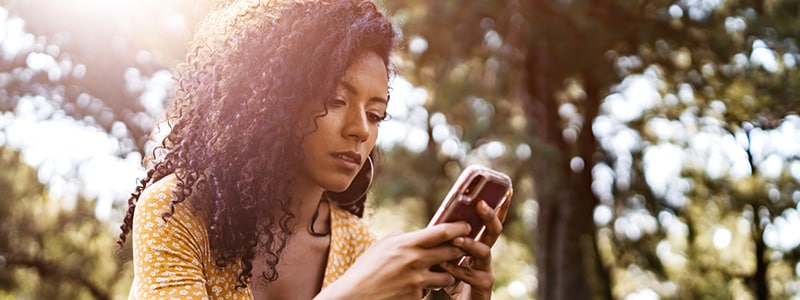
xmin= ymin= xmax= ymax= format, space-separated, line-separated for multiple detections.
xmin=507 ymin=280 xmax=528 ymax=298
xmin=764 ymin=209 xmax=800 ymax=251
xmin=751 ymin=40 xmax=779 ymax=73
xmin=712 ymin=227 xmax=732 ymax=249
xmin=377 ymin=76 xmax=430 ymax=152
xmin=625 ymin=288 xmax=659 ymax=300
xmin=643 ymin=143 xmax=684 ymax=202
xmin=3 ymin=96 xmax=144 ymax=217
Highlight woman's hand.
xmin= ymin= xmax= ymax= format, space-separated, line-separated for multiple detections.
xmin=316 ymin=222 xmax=472 ymax=300
xmin=442 ymin=199 xmax=509 ymax=300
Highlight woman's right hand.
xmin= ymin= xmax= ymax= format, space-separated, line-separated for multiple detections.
xmin=315 ymin=222 xmax=471 ymax=300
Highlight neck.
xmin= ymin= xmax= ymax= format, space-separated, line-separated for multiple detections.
xmin=288 ymin=182 xmax=329 ymax=234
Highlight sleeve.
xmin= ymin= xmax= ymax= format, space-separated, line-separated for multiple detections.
xmin=128 ymin=178 xmax=210 ymax=299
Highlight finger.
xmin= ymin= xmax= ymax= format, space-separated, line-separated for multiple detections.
xmin=452 ymin=237 xmax=492 ymax=269
xmin=410 ymin=222 xmax=471 ymax=248
xmin=440 ymin=261 xmax=493 ymax=290
xmin=417 ymin=244 xmax=467 ymax=265
xmin=421 ymin=269 xmax=457 ymax=289
xmin=453 ymin=238 xmax=492 ymax=270
xmin=476 ymin=201 xmax=503 ymax=247
xmin=369 ymin=231 xmax=403 ymax=249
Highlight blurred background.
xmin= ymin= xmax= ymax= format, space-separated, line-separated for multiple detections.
xmin=1 ymin=0 xmax=799 ymax=299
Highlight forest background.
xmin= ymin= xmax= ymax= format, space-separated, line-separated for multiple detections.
xmin=1 ymin=0 xmax=799 ymax=299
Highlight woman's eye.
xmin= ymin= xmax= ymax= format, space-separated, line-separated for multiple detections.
xmin=329 ymin=98 xmax=346 ymax=107
xmin=367 ymin=112 xmax=388 ymax=123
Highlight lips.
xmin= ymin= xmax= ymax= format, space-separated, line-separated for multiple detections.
xmin=332 ymin=151 xmax=362 ymax=170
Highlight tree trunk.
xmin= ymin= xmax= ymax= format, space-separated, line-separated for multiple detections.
xmin=752 ymin=221 xmax=768 ymax=300
xmin=745 ymin=129 xmax=769 ymax=300
xmin=525 ymin=38 xmax=608 ymax=300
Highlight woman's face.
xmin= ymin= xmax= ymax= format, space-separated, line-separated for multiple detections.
xmin=299 ymin=52 xmax=388 ymax=193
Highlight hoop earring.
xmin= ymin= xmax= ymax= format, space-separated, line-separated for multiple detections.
xmin=325 ymin=155 xmax=373 ymax=207
xmin=309 ymin=156 xmax=374 ymax=237
xmin=353 ymin=155 xmax=374 ymax=201
xmin=339 ymin=156 xmax=373 ymax=205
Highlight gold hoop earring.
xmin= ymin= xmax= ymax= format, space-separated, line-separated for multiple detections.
xmin=325 ymin=155 xmax=374 ymax=206
xmin=352 ymin=155 xmax=374 ymax=201
xmin=309 ymin=156 xmax=374 ymax=237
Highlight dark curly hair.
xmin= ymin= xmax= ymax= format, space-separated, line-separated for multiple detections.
xmin=118 ymin=0 xmax=397 ymax=288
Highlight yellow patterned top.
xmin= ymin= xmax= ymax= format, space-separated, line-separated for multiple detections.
xmin=128 ymin=175 xmax=376 ymax=299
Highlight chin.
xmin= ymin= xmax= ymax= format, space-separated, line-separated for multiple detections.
xmin=315 ymin=171 xmax=358 ymax=194
xmin=322 ymin=178 xmax=354 ymax=193
xmin=327 ymin=186 xmax=349 ymax=193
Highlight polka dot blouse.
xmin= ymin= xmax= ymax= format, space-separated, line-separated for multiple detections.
xmin=128 ymin=175 xmax=376 ymax=299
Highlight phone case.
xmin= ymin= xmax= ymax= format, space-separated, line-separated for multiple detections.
xmin=427 ymin=165 xmax=513 ymax=242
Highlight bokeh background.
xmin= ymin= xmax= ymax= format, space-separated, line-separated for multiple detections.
xmin=1 ymin=0 xmax=799 ymax=299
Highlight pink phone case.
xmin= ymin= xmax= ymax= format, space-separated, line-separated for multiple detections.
xmin=427 ymin=165 xmax=513 ymax=242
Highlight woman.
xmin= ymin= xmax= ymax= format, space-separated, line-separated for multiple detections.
xmin=118 ymin=0 xmax=504 ymax=298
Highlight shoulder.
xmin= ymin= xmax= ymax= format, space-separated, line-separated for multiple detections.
xmin=130 ymin=175 xmax=223 ymax=297
xmin=133 ymin=174 xmax=206 ymax=234
xmin=131 ymin=173 xmax=209 ymax=262
xmin=137 ymin=174 xmax=178 ymax=209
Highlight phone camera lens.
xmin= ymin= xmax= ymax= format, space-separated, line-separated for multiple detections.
xmin=463 ymin=175 xmax=483 ymax=196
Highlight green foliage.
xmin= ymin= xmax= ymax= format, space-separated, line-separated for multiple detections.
xmin=0 ymin=147 xmax=132 ymax=299
xmin=382 ymin=0 xmax=800 ymax=299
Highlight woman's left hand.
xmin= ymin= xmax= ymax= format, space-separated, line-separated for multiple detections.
xmin=441 ymin=199 xmax=509 ymax=300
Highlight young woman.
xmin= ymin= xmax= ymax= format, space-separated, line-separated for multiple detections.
xmin=118 ymin=0 xmax=505 ymax=299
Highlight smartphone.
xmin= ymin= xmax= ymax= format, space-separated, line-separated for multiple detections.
xmin=427 ymin=165 xmax=513 ymax=243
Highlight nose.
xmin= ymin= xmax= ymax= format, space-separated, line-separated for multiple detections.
xmin=343 ymin=108 xmax=370 ymax=142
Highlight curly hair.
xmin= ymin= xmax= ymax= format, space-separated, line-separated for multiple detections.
xmin=118 ymin=0 xmax=397 ymax=288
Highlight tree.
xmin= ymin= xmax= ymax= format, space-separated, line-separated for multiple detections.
xmin=382 ymin=0 xmax=800 ymax=299
xmin=2 ymin=0 xmax=799 ymax=299
xmin=0 ymin=0 xmax=215 ymax=155
xmin=0 ymin=146 xmax=133 ymax=299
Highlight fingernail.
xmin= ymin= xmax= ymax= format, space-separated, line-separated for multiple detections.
xmin=465 ymin=223 xmax=472 ymax=232
xmin=453 ymin=237 xmax=464 ymax=246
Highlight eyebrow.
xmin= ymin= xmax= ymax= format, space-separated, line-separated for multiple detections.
xmin=341 ymin=80 xmax=388 ymax=104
